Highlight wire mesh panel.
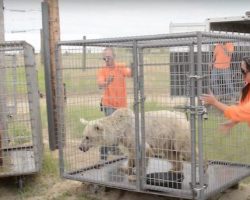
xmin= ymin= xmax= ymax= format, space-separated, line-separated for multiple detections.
xmin=0 ymin=41 xmax=42 ymax=177
xmin=139 ymin=33 xmax=250 ymax=199
xmin=56 ymin=41 xmax=138 ymax=190
xmin=139 ymin=41 xmax=195 ymax=198
xmin=199 ymin=33 xmax=250 ymax=200
xmin=56 ymin=32 xmax=250 ymax=200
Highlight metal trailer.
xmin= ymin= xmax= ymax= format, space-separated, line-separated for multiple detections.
xmin=169 ymin=11 xmax=250 ymax=34
xmin=55 ymin=32 xmax=250 ymax=200
xmin=0 ymin=41 xmax=43 ymax=187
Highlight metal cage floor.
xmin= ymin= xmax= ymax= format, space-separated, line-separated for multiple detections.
xmin=63 ymin=157 xmax=250 ymax=199
xmin=0 ymin=146 xmax=37 ymax=177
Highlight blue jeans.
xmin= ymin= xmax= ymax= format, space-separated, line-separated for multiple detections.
xmin=103 ymin=106 xmax=116 ymax=117
xmin=211 ymin=68 xmax=234 ymax=97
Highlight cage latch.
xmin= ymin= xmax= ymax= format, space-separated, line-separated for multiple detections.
xmin=175 ymin=105 xmax=208 ymax=120
xmin=187 ymin=74 xmax=208 ymax=80
xmin=175 ymin=105 xmax=205 ymax=115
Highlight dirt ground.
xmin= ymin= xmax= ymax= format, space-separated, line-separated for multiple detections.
xmin=0 ymin=173 xmax=250 ymax=200
xmin=41 ymin=181 xmax=250 ymax=200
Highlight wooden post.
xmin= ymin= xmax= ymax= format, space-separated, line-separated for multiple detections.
xmin=44 ymin=0 xmax=60 ymax=149
xmin=82 ymin=36 xmax=86 ymax=70
xmin=0 ymin=122 xmax=2 ymax=166
xmin=0 ymin=0 xmax=4 ymax=42
xmin=0 ymin=0 xmax=4 ymax=165
xmin=40 ymin=29 xmax=44 ymax=65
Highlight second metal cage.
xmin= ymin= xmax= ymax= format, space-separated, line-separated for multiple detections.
xmin=0 ymin=41 xmax=43 ymax=182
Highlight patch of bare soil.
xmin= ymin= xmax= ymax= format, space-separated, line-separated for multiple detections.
xmin=217 ymin=184 xmax=250 ymax=200
xmin=42 ymin=181 xmax=250 ymax=200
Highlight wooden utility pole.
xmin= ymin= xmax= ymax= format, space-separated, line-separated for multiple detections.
xmin=42 ymin=0 xmax=60 ymax=150
xmin=0 ymin=0 xmax=5 ymax=165
xmin=0 ymin=0 xmax=4 ymax=42
xmin=45 ymin=0 xmax=60 ymax=68
xmin=40 ymin=29 xmax=44 ymax=65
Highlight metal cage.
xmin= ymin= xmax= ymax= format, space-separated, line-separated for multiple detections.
xmin=55 ymin=32 xmax=250 ymax=200
xmin=0 ymin=41 xmax=43 ymax=181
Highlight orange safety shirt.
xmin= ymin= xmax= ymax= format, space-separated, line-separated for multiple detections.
xmin=97 ymin=63 xmax=131 ymax=108
xmin=224 ymin=91 xmax=250 ymax=126
xmin=214 ymin=43 xmax=234 ymax=69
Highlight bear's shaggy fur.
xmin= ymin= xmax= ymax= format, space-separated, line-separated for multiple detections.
xmin=79 ymin=108 xmax=191 ymax=174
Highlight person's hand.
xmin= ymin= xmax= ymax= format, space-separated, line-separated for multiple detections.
xmin=106 ymin=75 xmax=114 ymax=86
xmin=200 ymin=91 xmax=218 ymax=106
xmin=219 ymin=121 xmax=237 ymax=135
xmin=99 ymin=75 xmax=114 ymax=90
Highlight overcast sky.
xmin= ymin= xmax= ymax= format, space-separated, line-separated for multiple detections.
xmin=3 ymin=0 xmax=250 ymax=51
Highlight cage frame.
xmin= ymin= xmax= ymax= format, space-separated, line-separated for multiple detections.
xmin=55 ymin=32 xmax=250 ymax=200
xmin=0 ymin=41 xmax=43 ymax=179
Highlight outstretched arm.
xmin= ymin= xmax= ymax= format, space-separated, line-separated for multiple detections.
xmin=200 ymin=91 xmax=250 ymax=124
xmin=224 ymin=102 xmax=250 ymax=123
xmin=200 ymin=92 xmax=229 ymax=112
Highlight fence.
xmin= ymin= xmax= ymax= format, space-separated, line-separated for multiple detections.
xmin=55 ymin=32 xmax=250 ymax=200
xmin=0 ymin=41 xmax=43 ymax=186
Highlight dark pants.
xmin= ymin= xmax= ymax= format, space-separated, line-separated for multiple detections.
xmin=100 ymin=106 xmax=120 ymax=160
xmin=211 ymin=68 xmax=234 ymax=97
xmin=103 ymin=106 xmax=116 ymax=116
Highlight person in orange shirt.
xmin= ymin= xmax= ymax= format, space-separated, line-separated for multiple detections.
xmin=97 ymin=47 xmax=131 ymax=116
xmin=210 ymin=42 xmax=235 ymax=101
xmin=97 ymin=47 xmax=132 ymax=160
xmin=201 ymin=57 xmax=250 ymax=133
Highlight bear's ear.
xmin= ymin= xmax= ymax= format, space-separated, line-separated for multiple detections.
xmin=80 ymin=118 xmax=89 ymax=125
xmin=93 ymin=123 xmax=104 ymax=133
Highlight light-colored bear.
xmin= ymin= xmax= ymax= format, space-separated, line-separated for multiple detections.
xmin=79 ymin=108 xmax=192 ymax=176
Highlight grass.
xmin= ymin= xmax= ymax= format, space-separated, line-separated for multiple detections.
xmin=37 ymin=61 xmax=46 ymax=94
xmin=41 ymin=150 xmax=59 ymax=176
xmin=60 ymin=48 xmax=171 ymax=94
xmin=7 ymin=121 xmax=31 ymax=145
xmin=144 ymin=101 xmax=169 ymax=111
xmin=5 ymin=66 xmax=28 ymax=94
xmin=50 ymin=191 xmax=98 ymax=200
xmin=203 ymin=111 xmax=250 ymax=164
xmin=65 ymin=105 xmax=103 ymax=138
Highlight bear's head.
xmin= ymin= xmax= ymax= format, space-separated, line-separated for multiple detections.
xmin=79 ymin=121 xmax=104 ymax=152
xmin=79 ymin=118 xmax=119 ymax=152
